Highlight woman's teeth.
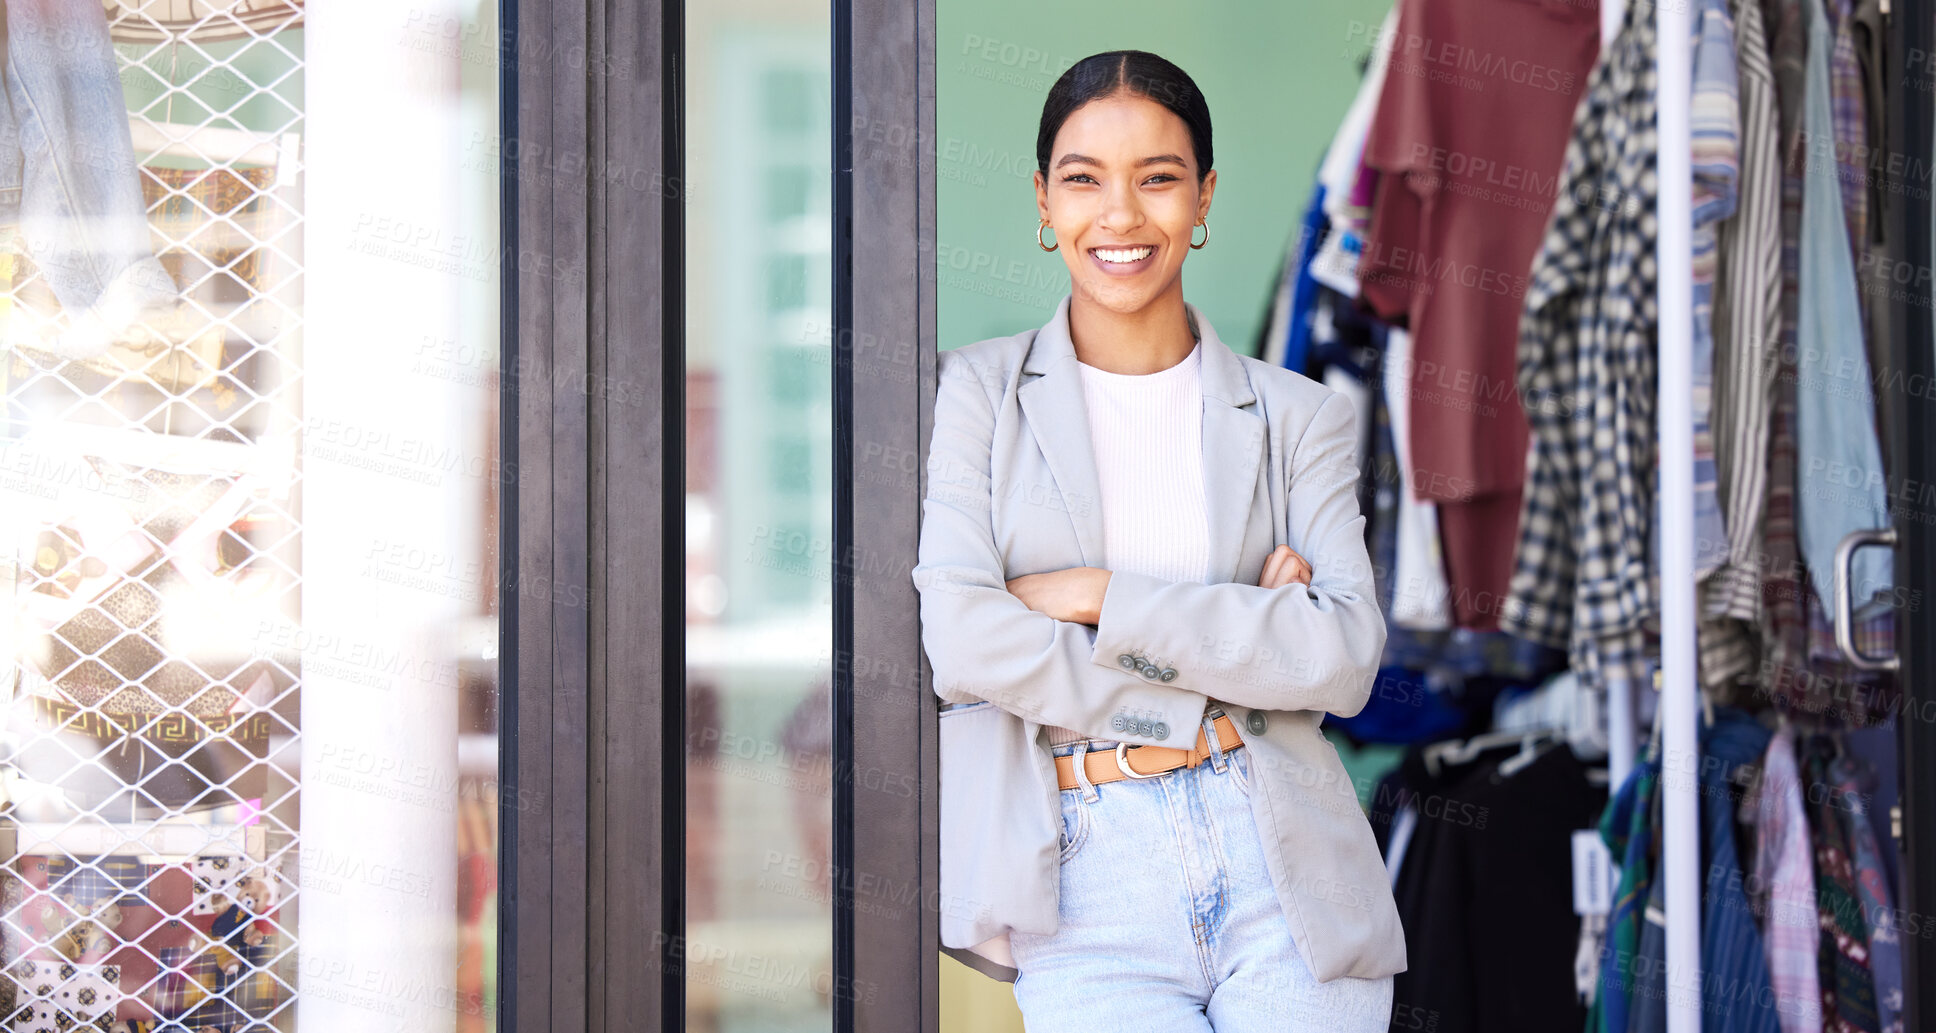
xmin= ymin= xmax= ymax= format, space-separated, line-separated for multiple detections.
xmin=1094 ymin=246 xmax=1154 ymax=264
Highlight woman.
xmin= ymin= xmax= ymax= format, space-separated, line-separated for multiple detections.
xmin=912 ymin=51 xmax=1406 ymax=1031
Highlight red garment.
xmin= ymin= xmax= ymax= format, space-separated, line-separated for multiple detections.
xmin=1358 ymin=0 xmax=1599 ymax=628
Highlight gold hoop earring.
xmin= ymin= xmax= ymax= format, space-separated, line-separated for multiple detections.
xmin=1037 ymin=219 xmax=1058 ymax=253
xmin=1190 ymin=220 xmax=1209 ymax=250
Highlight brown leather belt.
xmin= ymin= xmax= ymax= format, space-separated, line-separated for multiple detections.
xmin=1055 ymin=712 xmax=1245 ymax=790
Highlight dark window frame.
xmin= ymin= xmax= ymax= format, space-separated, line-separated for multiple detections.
xmin=833 ymin=0 xmax=944 ymax=1029
xmin=1885 ymin=1 xmax=1936 ymax=1027
xmin=503 ymin=0 xmax=685 ymax=1028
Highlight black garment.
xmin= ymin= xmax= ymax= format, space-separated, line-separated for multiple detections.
xmin=1388 ymin=743 xmax=1609 ymax=1033
xmin=1382 ymin=740 xmax=1521 ymax=1030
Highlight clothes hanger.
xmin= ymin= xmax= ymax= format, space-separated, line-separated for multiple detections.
xmin=1496 ymin=728 xmax=1565 ymax=778
xmin=1423 ymin=727 xmax=1553 ymax=778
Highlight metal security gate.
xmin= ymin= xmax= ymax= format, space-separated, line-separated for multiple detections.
xmin=1 ymin=2 xmax=508 ymax=1030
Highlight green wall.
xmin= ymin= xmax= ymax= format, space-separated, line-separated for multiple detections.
xmin=937 ymin=0 xmax=1392 ymax=356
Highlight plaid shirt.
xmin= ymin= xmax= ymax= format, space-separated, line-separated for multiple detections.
xmin=1754 ymin=726 xmax=1825 ymax=1032
xmin=1824 ymin=0 xmax=1868 ymax=263
xmin=1504 ymin=0 xmax=1658 ymax=703
xmin=1761 ymin=0 xmax=1813 ymax=704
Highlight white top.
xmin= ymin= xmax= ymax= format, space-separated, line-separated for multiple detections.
xmin=1046 ymin=337 xmax=1213 ymax=746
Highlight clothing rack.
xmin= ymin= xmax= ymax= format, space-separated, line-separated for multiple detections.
xmin=1275 ymin=0 xmax=1933 ymax=1026
xmin=1654 ymin=1 xmax=1700 ymax=1030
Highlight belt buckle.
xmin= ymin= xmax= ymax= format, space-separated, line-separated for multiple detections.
xmin=1115 ymin=742 xmax=1162 ymax=780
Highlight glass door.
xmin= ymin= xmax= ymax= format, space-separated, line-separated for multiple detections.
xmin=683 ymin=1 xmax=836 ymax=1030
xmin=0 ymin=2 xmax=503 ymax=1029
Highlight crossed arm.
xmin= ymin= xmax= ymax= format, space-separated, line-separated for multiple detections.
xmin=911 ymin=351 xmax=1386 ymax=749
xmin=1004 ymin=547 xmax=1312 ymax=625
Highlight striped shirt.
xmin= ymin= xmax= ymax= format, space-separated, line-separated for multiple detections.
xmin=1702 ymin=0 xmax=1781 ymax=687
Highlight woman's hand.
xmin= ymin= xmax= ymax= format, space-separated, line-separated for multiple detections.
xmin=1005 ymin=566 xmax=1111 ymax=625
xmin=1258 ymin=544 xmax=1312 ymax=590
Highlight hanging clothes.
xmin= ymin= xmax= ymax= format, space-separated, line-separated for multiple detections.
xmin=1282 ymin=182 xmax=1331 ymax=374
xmin=1356 ymin=0 xmax=1600 ymax=631
xmin=1758 ymin=0 xmax=1814 ymax=707
xmin=1802 ymin=735 xmax=1880 ymax=1033
xmin=1753 ymin=724 xmax=1827 ymax=1033
xmin=1697 ymin=710 xmax=1781 ymax=1033
xmin=1823 ymin=0 xmax=1868 ymax=264
xmin=1829 ymin=753 xmax=1904 ymax=1033
xmin=1793 ymin=0 xmax=1891 ymax=621
xmin=1504 ymin=0 xmax=1659 ymax=707
xmin=1392 ymin=744 xmax=1608 ymax=1033
xmin=1591 ymin=742 xmax=1663 ymax=1033
xmin=1689 ymin=0 xmax=1742 ymax=590
xmin=1310 ymin=2 xmax=1399 ymax=299
xmin=1705 ymin=0 xmax=1782 ymax=691
xmin=1383 ymin=326 xmax=1453 ymax=629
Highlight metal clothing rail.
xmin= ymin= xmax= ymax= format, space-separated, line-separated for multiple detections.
xmin=1653 ymin=0 xmax=1701 ymax=1029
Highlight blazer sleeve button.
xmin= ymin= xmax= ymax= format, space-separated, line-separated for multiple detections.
xmin=1153 ymin=721 xmax=1169 ymax=739
xmin=1118 ymin=654 xmax=1138 ymax=670
xmin=1160 ymin=668 xmax=1176 ymax=682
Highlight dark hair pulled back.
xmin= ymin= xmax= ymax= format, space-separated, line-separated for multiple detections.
xmin=1035 ymin=50 xmax=1213 ymax=181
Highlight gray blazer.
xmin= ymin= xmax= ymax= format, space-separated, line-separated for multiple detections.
xmin=913 ymin=294 xmax=1407 ymax=984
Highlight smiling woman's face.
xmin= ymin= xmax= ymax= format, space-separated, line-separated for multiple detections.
xmin=1035 ymin=92 xmax=1216 ymax=318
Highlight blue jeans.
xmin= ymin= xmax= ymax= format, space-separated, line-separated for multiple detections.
xmin=0 ymin=0 xmax=177 ymax=348
xmin=1011 ymin=713 xmax=1394 ymax=1032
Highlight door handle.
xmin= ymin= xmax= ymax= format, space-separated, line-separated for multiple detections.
xmin=1833 ymin=527 xmax=1899 ymax=672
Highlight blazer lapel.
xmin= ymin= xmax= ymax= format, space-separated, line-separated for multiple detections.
xmin=1018 ymin=295 xmax=1264 ymax=583
xmin=1191 ymin=302 xmax=1266 ymax=586
xmin=1018 ymin=297 xmax=1108 ymax=567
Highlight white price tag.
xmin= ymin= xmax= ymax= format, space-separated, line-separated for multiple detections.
xmin=1572 ymin=829 xmax=1613 ymax=916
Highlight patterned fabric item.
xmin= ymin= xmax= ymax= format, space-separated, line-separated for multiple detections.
xmin=41 ymin=858 xmax=154 ymax=911
xmin=1806 ymin=587 xmax=1895 ymax=678
xmin=1689 ymin=0 xmax=1739 ymax=584
xmin=1753 ymin=725 xmax=1825 ymax=1033
xmin=4 ymin=854 xmax=284 ymax=1030
xmin=155 ymin=925 xmax=277 ymax=1030
xmin=1760 ymin=0 xmax=1813 ymax=713
xmin=1698 ymin=711 xmax=1780 ymax=1033
xmin=1689 ymin=0 xmax=1755 ymax=693
xmin=188 ymin=856 xmax=280 ymax=917
xmin=1829 ymin=755 xmax=1904 ymax=1033
xmin=1822 ymin=0 xmax=1866 ymax=261
xmin=1504 ymin=0 xmax=1659 ymax=706
xmin=1803 ymin=737 xmax=1878 ymax=1033
xmin=8 ymin=958 xmax=124 ymax=1030
xmin=1704 ymin=0 xmax=1781 ymax=685
xmin=1592 ymin=744 xmax=1663 ymax=1033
